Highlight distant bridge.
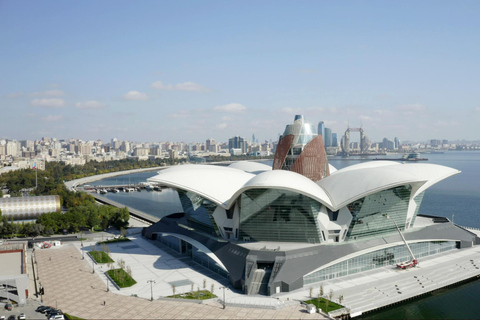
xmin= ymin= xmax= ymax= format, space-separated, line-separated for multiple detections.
xmin=340 ymin=126 xmax=371 ymax=155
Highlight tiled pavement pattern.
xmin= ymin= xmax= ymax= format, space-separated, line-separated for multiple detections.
xmin=35 ymin=244 xmax=326 ymax=319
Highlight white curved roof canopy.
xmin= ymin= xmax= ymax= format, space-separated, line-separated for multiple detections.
xmin=148 ymin=162 xmax=460 ymax=212
xmin=228 ymin=161 xmax=273 ymax=174
xmin=228 ymin=170 xmax=333 ymax=209
xmin=148 ymin=165 xmax=255 ymax=207
xmin=318 ymin=162 xmax=460 ymax=210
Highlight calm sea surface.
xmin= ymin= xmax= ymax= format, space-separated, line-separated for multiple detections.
xmin=91 ymin=151 xmax=480 ymax=319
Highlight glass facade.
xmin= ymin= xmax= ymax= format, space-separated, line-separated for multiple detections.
xmin=345 ymin=185 xmax=412 ymax=240
xmin=192 ymin=247 xmax=229 ymax=279
xmin=177 ymin=190 xmax=220 ymax=237
xmin=157 ymin=235 xmax=229 ymax=279
xmin=410 ymin=191 xmax=425 ymax=227
xmin=239 ymin=188 xmax=322 ymax=243
xmin=304 ymin=241 xmax=457 ymax=284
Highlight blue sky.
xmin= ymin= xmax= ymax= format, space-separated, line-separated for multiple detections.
xmin=1 ymin=0 xmax=480 ymax=143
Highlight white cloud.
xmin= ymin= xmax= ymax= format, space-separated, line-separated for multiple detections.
xmin=151 ymin=81 xmax=173 ymax=90
xmin=395 ymin=103 xmax=427 ymax=113
xmin=76 ymin=101 xmax=106 ymax=109
xmin=31 ymin=98 xmax=66 ymax=108
xmin=174 ymin=82 xmax=209 ymax=92
xmin=151 ymin=80 xmax=209 ymax=92
xmin=434 ymin=120 xmax=459 ymax=127
xmin=281 ymin=107 xmax=302 ymax=114
xmin=216 ymin=123 xmax=227 ymax=129
xmin=6 ymin=92 xmax=23 ymax=98
xmin=41 ymin=115 xmax=63 ymax=122
xmin=31 ymin=89 xmax=64 ymax=97
xmin=123 ymin=91 xmax=148 ymax=101
xmin=169 ymin=110 xmax=190 ymax=118
xmin=214 ymin=103 xmax=247 ymax=113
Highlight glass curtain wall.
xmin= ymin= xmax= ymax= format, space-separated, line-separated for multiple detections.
xmin=239 ymin=188 xmax=322 ymax=243
xmin=177 ymin=190 xmax=220 ymax=237
xmin=346 ymin=185 xmax=412 ymax=240
xmin=410 ymin=191 xmax=425 ymax=227
xmin=304 ymin=241 xmax=456 ymax=284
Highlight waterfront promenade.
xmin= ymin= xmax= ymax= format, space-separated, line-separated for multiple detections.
xmin=64 ymin=166 xmax=165 ymax=191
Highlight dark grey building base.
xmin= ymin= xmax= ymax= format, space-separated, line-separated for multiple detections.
xmin=144 ymin=215 xmax=479 ymax=296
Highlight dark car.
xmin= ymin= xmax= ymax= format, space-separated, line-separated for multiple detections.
xmin=7 ymin=315 xmax=16 ymax=320
xmin=36 ymin=306 xmax=48 ymax=312
xmin=46 ymin=309 xmax=63 ymax=317
xmin=41 ymin=307 xmax=55 ymax=314
xmin=4 ymin=303 xmax=13 ymax=311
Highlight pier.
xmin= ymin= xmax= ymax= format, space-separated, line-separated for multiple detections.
xmin=90 ymin=193 xmax=159 ymax=225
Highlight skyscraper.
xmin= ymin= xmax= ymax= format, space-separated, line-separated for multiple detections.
xmin=228 ymin=136 xmax=247 ymax=154
xmin=324 ymin=127 xmax=332 ymax=147
xmin=317 ymin=121 xmax=325 ymax=144
xmin=332 ymin=133 xmax=338 ymax=147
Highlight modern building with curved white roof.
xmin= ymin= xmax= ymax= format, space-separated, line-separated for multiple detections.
xmin=145 ymin=116 xmax=479 ymax=296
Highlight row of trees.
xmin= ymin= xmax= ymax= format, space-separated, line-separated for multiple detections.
xmin=0 ymin=202 xmax=129 ymax=238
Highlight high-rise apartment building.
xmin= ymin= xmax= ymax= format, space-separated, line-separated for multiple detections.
xmin=228 ymin=136 xmax=247 ymax=154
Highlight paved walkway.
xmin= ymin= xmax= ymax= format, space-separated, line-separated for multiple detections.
xmin=35 ymin=243 xmax=326 ymax=319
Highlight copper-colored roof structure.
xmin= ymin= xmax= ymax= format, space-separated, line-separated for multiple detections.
xmin=273 ymin=115 xmax=330 ymax=181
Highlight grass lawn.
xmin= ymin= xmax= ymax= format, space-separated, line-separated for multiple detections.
xmin=64 ymin=313 xmax=85 ymax=320
xmin=89 ymin=250 xmax=114 ymax=263
xmin=305 ymin=297 xmax=343 ymax=313
xmin=168 ymin=290 xmax=217 ymax=300
xmin=107 ymin=268 xmax=137 ymax=288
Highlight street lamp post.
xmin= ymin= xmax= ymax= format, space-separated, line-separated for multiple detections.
xmin=147 ymin=280 xmax=155 ymax=301
xmin=219 ymin=286 xmax=229 ymax=309
xmin=81 ymin=231 xmax=85 ymax=260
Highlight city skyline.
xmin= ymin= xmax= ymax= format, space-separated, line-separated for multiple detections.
xmin=1 ymin=1 xmax=480 ymax=143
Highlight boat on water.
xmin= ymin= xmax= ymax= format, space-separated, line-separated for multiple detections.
xmin=145 ymin=184 xmax=155 ymax=191
xmin=374 ymin=152 xmax=428 ymax=161
xmin=124 ymin=187 xmax=135 ymax=192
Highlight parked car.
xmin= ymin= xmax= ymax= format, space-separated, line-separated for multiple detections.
xmin=35 ymin=306 xmax=48 ymax=313
xmin=7 ymin=316 xmax=16 ymax=320
xmin=46 ymin=310 xmax=62 ymax=318
xmin=48 ymin=315 xmax=64 ymax=320
xmin=17 ymin=314 xmax=26 ymax=320
xmin=4 ymin=303 xmax=13 ymax=311
xmin=41 ymin=307 xmax=55 ymax=314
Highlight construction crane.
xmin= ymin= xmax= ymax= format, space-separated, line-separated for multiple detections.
xmin=385 ymin=215 xmax=418 ymax=269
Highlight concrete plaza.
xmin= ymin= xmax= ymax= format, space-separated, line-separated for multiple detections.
xmin=34 ymin=233 xmax=326 ymax=319
xmin=33 ymin=227 xmax=480 ymax=318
